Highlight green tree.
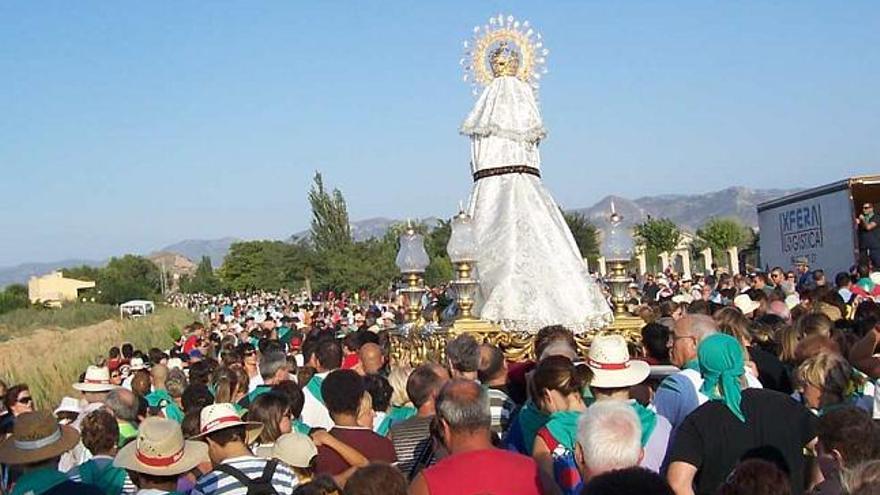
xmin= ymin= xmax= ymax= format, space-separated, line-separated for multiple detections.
xmin=308 ymin=172 xmax=352 ymax=253
xmin=562 ymin=211 xmax=600 ymax=263
xmin=695 ymin=218 xmax=749 ymax=256
xmin=98 ymin=255 xmax=161 ymax=304
xmin=62 ymin=265 xmax=103 ymax=283
xmin=180 ymin=256 xmax=222 ymax=294
xmin=0 ymin=284 xmax=29 ymax=314
xmin=634 ymin=216 xmax=682 ymax=272
xmin=425 ymin=219 xmax=454 ymax=286
xmin=219 ymin=241 xmax=293 ymax=292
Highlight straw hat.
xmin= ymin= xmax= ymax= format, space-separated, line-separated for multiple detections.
xmin=166 ymin=358 xmax=184 ymax=370
xmin=192 ymin=403 xmax=263 ymax=444
xmin=272 ymin=432 xmax=318 ymax=468
xmin=54 ymin=397 xmax=82 ymax=416
xmin=115 ymin=417 xmax=208 ymax=476
xmin=73 ymin=366 xmax=118 ymax=392
xmin=0 ymin=411 xmax=80 ymax=464
xmin=586 ymin=334 xmax=650 ymax=389
xmin=733 ymin=294 xmax=760 ymax=316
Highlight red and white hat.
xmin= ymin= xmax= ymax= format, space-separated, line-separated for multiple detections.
xmin=192 ymin=403 xmax=262 ymax=444
xmin=586 ymin=334 xmax=650 ymax=389
xmin=115 ymin=417 xmax=208 ymax=476
xmin=73 ymin=366 xmax=119 ymax=393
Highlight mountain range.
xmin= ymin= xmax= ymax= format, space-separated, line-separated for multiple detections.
xmin=0 ymin=186 xmax=796 ymax=287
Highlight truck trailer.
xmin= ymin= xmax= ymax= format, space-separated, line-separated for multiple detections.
xmin=757 ymin=175 xmax=880 ymax=276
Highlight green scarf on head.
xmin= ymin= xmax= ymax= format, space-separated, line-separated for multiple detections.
xmin=629 ymin=402 xmax=657 ymax=447
xmin=698 ymin=333 xmax=746 ymax=422
xmin=544 ymin=410 xmax=582 ymax=451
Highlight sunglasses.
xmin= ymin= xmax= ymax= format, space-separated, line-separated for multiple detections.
xmin=864 ymin=205 xmax=873 ymax=210
xmin=18 ymin=396 xmax=33 ymax=405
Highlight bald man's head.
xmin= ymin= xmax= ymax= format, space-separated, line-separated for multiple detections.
xmin=675 ymin=314 xmax=717 ymax=343
xmin=358 ymin=343 xmax=385 ymax=375
xmin=151 ymin=364 xmax=169 ymax=388
xmin=670 ymin=314 xmax=717 ymax=367
xmin=436 ymin=379 xmax=490 ymax=433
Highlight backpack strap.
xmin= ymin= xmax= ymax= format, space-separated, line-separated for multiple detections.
xmin=214 ymin=463 xmax=256 ymax=487
xmin=259 ymin=459 xmax=278 ymax=484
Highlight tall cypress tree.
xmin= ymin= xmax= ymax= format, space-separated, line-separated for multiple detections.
xmin=308 ymin=172 xmax=352 ymax=253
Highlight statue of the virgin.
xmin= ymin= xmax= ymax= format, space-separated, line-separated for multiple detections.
xmin=460 ymin=14 xmax=613 ymax=333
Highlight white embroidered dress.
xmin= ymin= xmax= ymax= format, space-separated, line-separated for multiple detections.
xmin=462 ymin=76 xmax=613 ymax=333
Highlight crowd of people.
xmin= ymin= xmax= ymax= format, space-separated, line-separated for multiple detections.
xmin=3 ymin=258 xmax=880 ymax=495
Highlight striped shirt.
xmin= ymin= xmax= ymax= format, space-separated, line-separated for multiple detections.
xmin=389 ymin=415 xmax=436 ymax=480
xmin=486 ymin=385 xmax=516 ymax=436
xmin=192 ymin=455 xmax=298 ymax=495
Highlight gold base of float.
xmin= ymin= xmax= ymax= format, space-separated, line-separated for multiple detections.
xmin=389 ymin=314 xmax=644 ymax=366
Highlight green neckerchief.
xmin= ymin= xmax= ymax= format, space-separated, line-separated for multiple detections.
xmin=247 ymin=385 xmax=272 ymax=403
xmin=11 ymin=467 xmax=70 ymax=495
xmin=118 ymin=420 xmax=138 ymax=448
xmin=544 ymin=410 xmax=582 ymax=451
xmin=306 ymin=374 xmax=325 ymax=404
xmin=79 ymin=459 xmax=126 ymax=495
xmin=294 ymin=419 xmax=311 ymax=435
xmin=278 ymin=326 xmax=292 ymax=343
xmin=518 ymin=400 xmax=550 ymax=455
xmin=698 ymin=334 xmax=746 ymax=422
xmin=146 ymin=389 xmax=184 ymax=423
xmin=683 ymin=359 xmax=700 ymax=372
xmin=376 ymin=405 xmax=417 ymax=436
xmin=629 ymin=402 xmax=657 ymax=447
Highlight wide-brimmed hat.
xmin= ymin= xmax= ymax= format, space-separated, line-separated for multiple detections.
xmin=54 ymin=397 xmax=82 ymax=416
xmin=166 ymin=357 xmax=184 ymax=370
xmin=586 ymin=334 xmax=650 ymax=388
xmin=0 ymin=411 xmax=80 ymax=464
xmin=73 ymin=366 xmax=118 ymax=392
xmin=733 ymin=294 xmax=760 ymax=316
xmin=115 ymin=417 xmax=208 ymax=476
xmin=192 ymin=403 xmax=262 ymax=444
xmin=272 ymin=432 xmax=318 ymax=468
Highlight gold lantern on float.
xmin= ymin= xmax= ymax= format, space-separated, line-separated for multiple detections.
xmin=395 ymin=224 xmax=430 ymax=323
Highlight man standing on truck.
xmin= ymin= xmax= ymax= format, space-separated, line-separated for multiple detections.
xmin=856 ymin=202 xmax=880 ymax=268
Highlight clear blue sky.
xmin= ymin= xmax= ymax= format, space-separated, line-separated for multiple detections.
xmin=1 ymin=1 xmax=878 ymax=267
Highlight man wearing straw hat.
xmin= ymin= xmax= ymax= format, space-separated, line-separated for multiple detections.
xmin=60 ymin=366 xmax=120 ymax=472
xmin=114 ymin=416 xmax=208 ymax=495
xmin=191 ymin=403 xmax=298 ymax=495
xmin=0 ymin=411 xmax=102 ymax=494
xmin=583 ymin=334 xmax=672 ymax=473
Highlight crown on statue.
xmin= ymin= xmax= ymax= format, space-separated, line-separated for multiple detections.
xmin=490 ymin=41 xmax=520 ymax=77
xmin=460 ymin=14 xmax=549 ymax=95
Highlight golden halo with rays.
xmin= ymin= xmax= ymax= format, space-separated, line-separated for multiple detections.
xmin=461 ymin=14 xmax=549 ymax=95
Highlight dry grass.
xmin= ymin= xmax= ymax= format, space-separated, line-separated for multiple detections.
xmin=0 ymin=307 xmax=195 ymax=409
xmin=0 ymin=303 xmax=118 ymax=341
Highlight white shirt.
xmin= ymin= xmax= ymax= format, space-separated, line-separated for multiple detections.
xmin=58 ymin=401 xmax=104 ymax=472
xmin=300 ymin=371 xmax=333 ymax=430
xmin=248 ymin=373 xmax=264 ymax=393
